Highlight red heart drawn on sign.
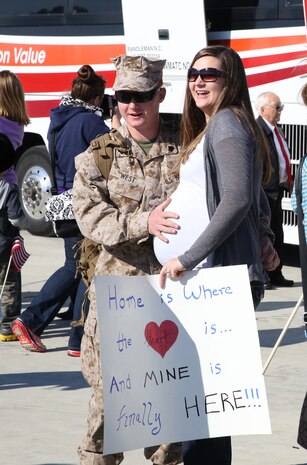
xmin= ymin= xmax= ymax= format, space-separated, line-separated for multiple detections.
xmin=144 ymin=320 xmax=178 ymax=358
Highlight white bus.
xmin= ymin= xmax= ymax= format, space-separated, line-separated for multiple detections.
xmin=0 ymin=0 xmax=306 ymax=239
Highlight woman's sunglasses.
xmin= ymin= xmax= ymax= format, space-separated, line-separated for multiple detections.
xmin=115 ymin=87 xmax=160 ymax=104
xmin=187 ymin=67 xmax=226 ymax=82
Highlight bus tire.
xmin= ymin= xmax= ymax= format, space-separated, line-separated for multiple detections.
xmin=15 ymin=146 xmax=54 ymax=236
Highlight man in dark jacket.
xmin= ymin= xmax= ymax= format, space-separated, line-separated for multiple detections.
xmin=255 ymin=91 xmax=294 ymax=288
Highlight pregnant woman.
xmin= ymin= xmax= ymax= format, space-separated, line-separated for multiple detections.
xmin=152 ymin=45 xmax=272 ymax=465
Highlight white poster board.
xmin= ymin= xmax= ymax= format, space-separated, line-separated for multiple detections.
xmin=95 ymin=265 xmax=271 ymax=455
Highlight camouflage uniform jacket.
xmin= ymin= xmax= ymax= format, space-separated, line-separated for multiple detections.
xmin=73 ymin=119 xmax=180 ymax=279
xmin=73 ymin=120 xmax=182 ymax=465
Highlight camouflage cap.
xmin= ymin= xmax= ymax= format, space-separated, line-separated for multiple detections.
xmin=112 ymin=55 xmax=166 ymax=92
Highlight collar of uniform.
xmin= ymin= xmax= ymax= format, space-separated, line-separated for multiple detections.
xmin=119 ymin=120 xmax=180 ymax=161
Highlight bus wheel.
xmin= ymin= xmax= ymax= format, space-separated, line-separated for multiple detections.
xmin=15 ymin=146 xmax=54 ymax=236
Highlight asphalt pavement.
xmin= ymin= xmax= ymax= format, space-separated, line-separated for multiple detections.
xmin=1 ymin=232 xmax=307 ymax=465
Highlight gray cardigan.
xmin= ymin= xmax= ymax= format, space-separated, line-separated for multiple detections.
xmin=179 ymin=108 xmax=265 ymax=283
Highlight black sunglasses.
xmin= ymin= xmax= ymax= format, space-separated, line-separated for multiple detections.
xmin=187 ymin=67 xmax=226 ymax=82
xmin=115 ymin=87 xmax=160 ymax=104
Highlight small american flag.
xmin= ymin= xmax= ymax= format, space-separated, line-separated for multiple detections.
xmin=10 ymin=235 xmax=30 ymax=272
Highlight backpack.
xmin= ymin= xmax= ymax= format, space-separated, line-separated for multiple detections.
xmin=77 ymin=128 xmax=129 ymax=287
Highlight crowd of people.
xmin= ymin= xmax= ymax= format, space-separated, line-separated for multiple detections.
xmin=11 ymin=64 xmax=119 ymax=357
xmin=0 ymin=65 xmax=120 ymax=356
xmin=0 ymin=49 xmax=306 ymax=465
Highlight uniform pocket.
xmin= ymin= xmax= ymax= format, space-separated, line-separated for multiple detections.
xmin=108 ymin=173 xmax=145 ymax=202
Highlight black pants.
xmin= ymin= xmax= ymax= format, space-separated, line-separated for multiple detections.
xmin=183 ymin=436 xmax=232 ymax=465
xmin=267 ymin=191 xmax=284 ymax=279
xmin=298 ymin=391 xmax=307 ymax=449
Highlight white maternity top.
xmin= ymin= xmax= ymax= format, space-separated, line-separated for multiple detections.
xmin=154 ymin=136 xmax=213 ymax=269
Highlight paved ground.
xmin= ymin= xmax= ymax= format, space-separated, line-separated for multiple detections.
xmin=1 ymin=233 xmax=307 ymax=465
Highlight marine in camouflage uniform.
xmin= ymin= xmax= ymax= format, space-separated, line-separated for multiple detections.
xmin=73 ymin=55 xmax=182 ymax=465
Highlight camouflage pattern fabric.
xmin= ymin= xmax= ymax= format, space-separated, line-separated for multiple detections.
xmin=0 ymin=259 xmax=21 ymax=328
xmin=112 ymin=55 xmax=166 ymax=92
xmin=73 ymin=120 xmax=182 ymax=465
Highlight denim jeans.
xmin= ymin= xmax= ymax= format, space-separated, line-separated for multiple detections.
xmin=20 ymin=236 xmax=85 ymax=343
xmin=68 ymin=278 xmax=89 ymax=351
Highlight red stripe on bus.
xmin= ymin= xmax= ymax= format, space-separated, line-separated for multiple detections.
xmin=247 ymin=65 xmax=307 ymax=87
xmin=0 ymin=42 xmax=126 ymax=67
xmin=242 ymin=50 xmax=307 ymax=69
xmin=210 ymin=35 xmax=306 ymax=52
xmin=18 ymin=70 xmax=117 ymax=93
xmin=26 ymin=100 xmax=60 ymax=118
xmin=26 ymin=66 xmax=307 ymax=117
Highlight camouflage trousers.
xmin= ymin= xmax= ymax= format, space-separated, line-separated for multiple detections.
xmin=78 ymin=291 xmax=182 ymax=465
xmin=0 ymin=259 xmax=21 ymax=328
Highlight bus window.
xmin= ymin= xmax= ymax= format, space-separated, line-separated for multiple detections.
xmin=279 ymin=0 xmax=304 ymax=19
xmin=206 ymin=0 xmax=304 ymax=31
xmin=69 ymin=0 xmax=123 ymax=25
xmin=0 ymin=1 xmax=124 ymax=35
xmin=0 ymin=2 xmax=65 ymax=15
xmin=0 ymin=2 xmax=66 ymax=27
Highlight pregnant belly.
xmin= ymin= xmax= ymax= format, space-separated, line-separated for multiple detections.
xmin=153 ymin=181 xmax=209 ymax=266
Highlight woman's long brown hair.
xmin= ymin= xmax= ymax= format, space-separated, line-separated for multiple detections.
xmin=0 ymin=71 xmax=30 ymax=125
xmin=179 ymin=45 xmax=271 ymax=183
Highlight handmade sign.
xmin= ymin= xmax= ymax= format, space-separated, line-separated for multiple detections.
xmin=95 ymin=265 xmax=271 ymax=455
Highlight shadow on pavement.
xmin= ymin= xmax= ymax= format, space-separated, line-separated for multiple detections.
xmin=257 ymin=298 xmax=303 ymax=312
xmin=258 ymin=326 xmax=306 ymax=348
xmin=0 ymin=370 xmax=88 ymax=391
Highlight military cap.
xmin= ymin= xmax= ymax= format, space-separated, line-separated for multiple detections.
xmin=112 ymin=55 xmax=166 ymax=92
xmin=0 ymin=133 xmax=16 ymax=173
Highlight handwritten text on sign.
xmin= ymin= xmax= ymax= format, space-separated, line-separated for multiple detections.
xmin=95 ymin=265 xmax=271 ymax=455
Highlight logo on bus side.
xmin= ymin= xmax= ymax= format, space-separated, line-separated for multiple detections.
xmin=0 ymin=46 xmax=46 ymax=65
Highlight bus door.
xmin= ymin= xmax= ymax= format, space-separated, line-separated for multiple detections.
xmin=121 ymin=0 xmax=208 ymax=116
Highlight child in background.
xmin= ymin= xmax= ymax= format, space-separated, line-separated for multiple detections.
xmin=0 ymin=70 xmax=30 ymax=341
xmin=0 ymin=70 xmax=30 ymax=184
xmin=0 ymin=134 xmax=28 ymax=341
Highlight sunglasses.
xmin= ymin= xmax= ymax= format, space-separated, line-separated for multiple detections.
xmin=115 ymin=87 xmax=160 ymax=104
xmin=187 ymin=67 xmax=226 ymax=82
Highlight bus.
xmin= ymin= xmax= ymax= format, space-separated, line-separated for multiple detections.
xmin=0 ymin=0 xmax=306 ymax=240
